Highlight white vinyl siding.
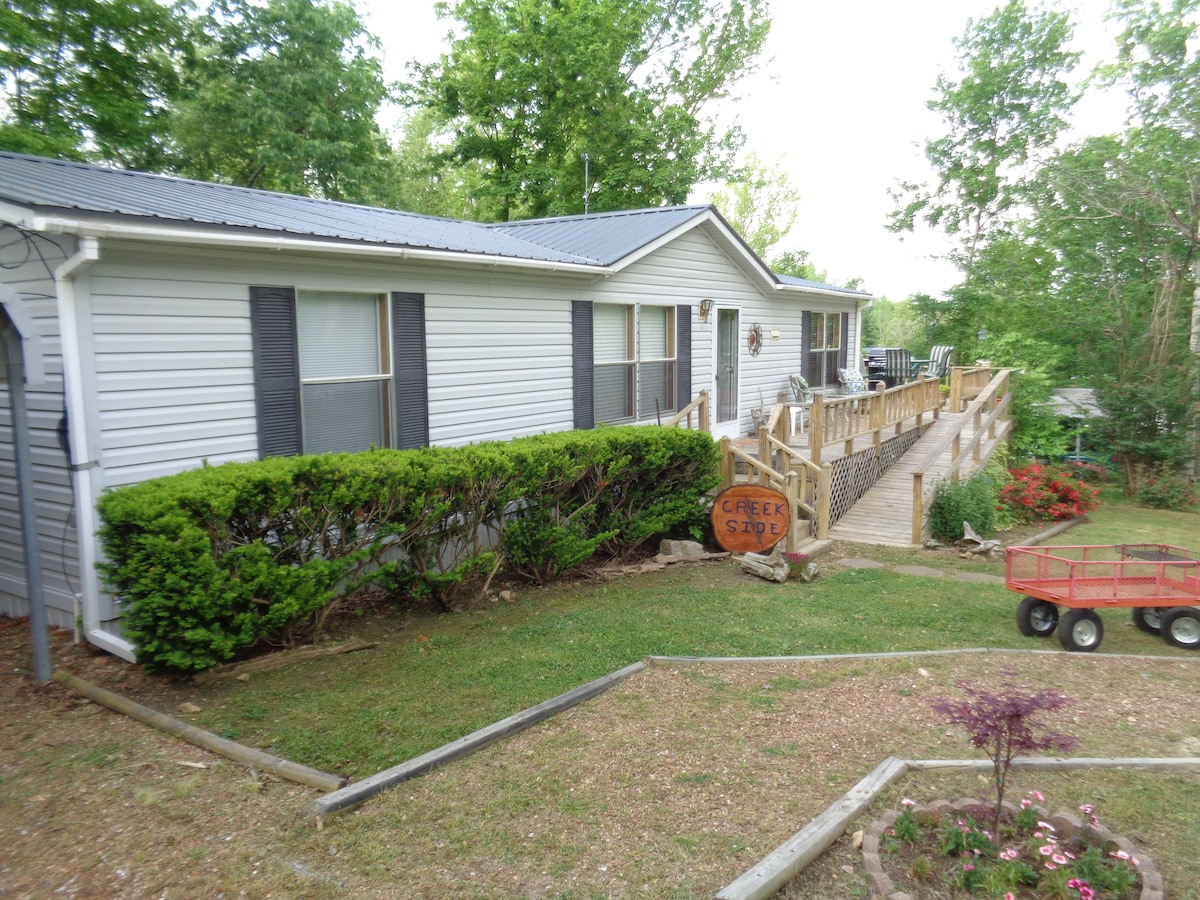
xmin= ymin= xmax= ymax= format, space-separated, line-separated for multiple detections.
xmin=0 ymin=217 xmax=865 ymax=640
xmin=0 ymin=232 xmax=79 ymax=626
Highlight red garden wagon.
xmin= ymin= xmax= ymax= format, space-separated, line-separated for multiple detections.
xmin=1006 ymin=544 xmax=1200 ymax=652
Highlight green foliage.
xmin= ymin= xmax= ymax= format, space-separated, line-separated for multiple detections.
xmin=928 ymin=474 xmax=997 ymax=542
xmin=97 ymin=428 xmax=719 ymax=673
xmin=0 ymin=0 xmax=182 ymax=168
xmin=861 ymin=297 xmax=922 ymax=350
xmin=1134 ymin=471 xmax=1198 ymax=511
xmin=706 ymin=153 xmax=800 ymax=260
xmin=172 ymin=0 xmax=390 ymax=201
xmin=889 ymin=0 xmax=1080 ymax=270
xmin=410 ymin=0 xmax=771 ymax=220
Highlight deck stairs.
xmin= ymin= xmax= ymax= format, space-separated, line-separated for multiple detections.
xmin=827 ymin=409 xmax=989 ymax=547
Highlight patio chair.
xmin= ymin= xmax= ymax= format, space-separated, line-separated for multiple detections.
xmin=837 ymin=367 xmax=869 ymax=395
xmin=787 ymin=374 xmax=813 ymax=435
xmin=923 ymin=345 xmax=954 ymax=379
xmin=883 ymin=348 xmax=913 ymax=385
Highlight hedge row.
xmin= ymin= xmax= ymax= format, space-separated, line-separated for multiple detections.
xmin=96 ymin=426 xmax=720 ymax=673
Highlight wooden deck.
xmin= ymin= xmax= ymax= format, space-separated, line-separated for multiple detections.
xmin=828 ymin=410 xmax=984 ymax=547
xmin=720 ymin=369 xmax=1012 ymax=550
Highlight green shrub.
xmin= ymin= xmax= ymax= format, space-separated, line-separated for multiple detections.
xmin=1134 ymin=471 xmax=1198 ymax=511
xmin=928 ymin=475 xmax=997 ymax=542
xmin=97 ymin=427 xmax=719 ymax=673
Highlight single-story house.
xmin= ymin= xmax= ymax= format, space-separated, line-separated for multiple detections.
xmin=0 ymin=151 xmax=872 ymax=660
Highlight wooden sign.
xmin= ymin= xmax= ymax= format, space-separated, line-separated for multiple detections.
xmin=710 ymin=484 xmax=790 ymax=554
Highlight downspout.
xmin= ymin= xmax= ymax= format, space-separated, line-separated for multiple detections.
xmin=53 ymin=238 xmax=135 ymax=661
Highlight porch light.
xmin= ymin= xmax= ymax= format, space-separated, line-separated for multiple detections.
xmin=698 ymin=298 xmax=715 ymax=322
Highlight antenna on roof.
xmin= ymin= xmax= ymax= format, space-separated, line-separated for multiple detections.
xmin=582 ymin=153 xmax=590 ymax=216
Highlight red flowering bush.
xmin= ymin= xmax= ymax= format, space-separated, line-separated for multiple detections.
xmin=999 ymin=464 xmax=1100 ymax=523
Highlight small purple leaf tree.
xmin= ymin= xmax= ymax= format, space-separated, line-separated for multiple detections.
xmin=931 ymin=679 xmax=1078 ymax=841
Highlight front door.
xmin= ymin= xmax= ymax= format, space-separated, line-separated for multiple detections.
xmin=714 ymin=307 xmax=740 ymax=438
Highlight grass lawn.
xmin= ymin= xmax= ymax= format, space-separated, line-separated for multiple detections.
xmin=11 ymin=495 xmax=1197 ymax=899
xmin=177 ymin=496 xmax=1200 ymax=778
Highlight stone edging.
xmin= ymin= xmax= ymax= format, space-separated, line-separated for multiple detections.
xmin=863 ymin=798 xmax=1163 ymax=900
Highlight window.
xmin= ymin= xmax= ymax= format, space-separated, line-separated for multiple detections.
xmin=805 ymin=311 xmax=845 ymax=388
xmin=296 ymin=290 xmax=390 ymax=454
xmin=250 ymin=287 xmax=428 ymax=457
xmin=593 ymin=304 xmax=676 ymax=423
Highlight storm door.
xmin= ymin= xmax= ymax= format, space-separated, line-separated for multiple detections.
xmin=714 ymin=307 xmax=740 ymax=437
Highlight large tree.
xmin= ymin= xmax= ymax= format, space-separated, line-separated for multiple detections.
xmin=171 ymin=0 xmax=390 ymax=201
xmin=889 ymin=0 xmax=1080 ymax=274
xmin=411 ymin=0 xmax=770 ymax=221
xmin=0 ymin=0 xmax=182 ymax=168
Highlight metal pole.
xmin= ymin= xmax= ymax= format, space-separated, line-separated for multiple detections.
xmin=4 ymin=324 xmax=52 ymax=682
xmin=582 ymin=153 xmax=590 ymax=215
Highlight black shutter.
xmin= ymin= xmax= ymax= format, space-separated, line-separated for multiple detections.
xmin=801 ymin=310 xmax=812 ymax=385
xmin=572 ymin=301 xmax=594 ymax=430
xmin=391 ymin=292 xmax=429 ymax=449
xmin=676 ymin=305 xmax=691 ymax=410
xmin=839 ymin=312 xmax=849 ymax=370
xmin=249 ymin=286 xmax=301 ymax=458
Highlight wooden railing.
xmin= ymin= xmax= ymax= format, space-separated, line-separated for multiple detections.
xmin=949 ymin=366 xmax=994 ymax=411
xmin=792 ymin=376 xmax=944 ymax=466
xmin=664 ymin=389 xmax=711 ymax=432
xmin=910 ymin=369 xmax=1014 ymax=544
xmin=718 ymin=434 xmax=832 ymax=549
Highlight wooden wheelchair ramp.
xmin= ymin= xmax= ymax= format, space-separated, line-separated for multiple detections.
xmin=827 ymin=411 xmax=985 ymax=547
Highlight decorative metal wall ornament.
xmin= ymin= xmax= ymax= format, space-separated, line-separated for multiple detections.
xmin=747 ymin=323 xmax=763 ymax=356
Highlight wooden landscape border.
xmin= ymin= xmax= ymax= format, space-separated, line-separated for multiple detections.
xmin=53 ymin=645 xmax=1200 ymax=899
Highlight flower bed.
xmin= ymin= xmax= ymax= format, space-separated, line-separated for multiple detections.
xmin=862 ymin=795 xmax=1162 ymax=900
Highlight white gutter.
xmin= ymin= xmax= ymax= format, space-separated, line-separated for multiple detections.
xmin=52 ymin=238 xmax=136 ymax=662
xmin=32 ymin=215 xmax=614 ymax=276
xmin=773 ymin=281 xmax=875 ymax=302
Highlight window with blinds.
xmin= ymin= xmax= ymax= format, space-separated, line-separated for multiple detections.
xmin=593 ymin=303 xmax=675 ymax=423
xmin=296 ymin=290 xmax=390 ymax=453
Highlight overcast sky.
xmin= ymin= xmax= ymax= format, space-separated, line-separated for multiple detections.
xmin=357 ymin=1 xmax=1128 ymax=301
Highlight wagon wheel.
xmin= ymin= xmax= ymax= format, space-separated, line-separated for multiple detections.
xmin=1132 ymin=606 xmax=1167 ymax=634
xmin=1058 ymin=608 xmax=1104 ymax=653
xmin=1016 ymin=597 xmax=1058 ymax=637
xmin=1161 ymin=608 xmax=1200 ymax=651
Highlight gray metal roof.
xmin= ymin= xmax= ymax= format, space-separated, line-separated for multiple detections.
xmin=487 ymin=206 xmax=712 ymax=267
xmin=0 ymin=152 xmax=597 ymax=265
xmin=0 ymin=153 xmax=871 ymax=298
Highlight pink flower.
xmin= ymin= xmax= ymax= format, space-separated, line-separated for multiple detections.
xmin=1039 ymin=845 xmax=1055 ymax=856
xmin=1053 ymin=853 xmax=1069 ymax=865
xmin=1020 ymin=797 xmax=1031 ymax=809
xmin=963 ymin=863 xmax=974 ymax=871
xmin=901 ymin=797 xmax=915 ymax=807
xmin=1030 ymin=789 xmax=1045 ymax=802
xmin=1079 ymin=803 xmax=1093 ymax=815
xmin=1005 ymin=894 xmax=1015 ymax=900
xmin=999 ymin=847 xmax=1019 ymax=860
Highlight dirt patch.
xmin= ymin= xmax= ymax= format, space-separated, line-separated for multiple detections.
xmin=3 ymin=609 xmax=1199 ymax=897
